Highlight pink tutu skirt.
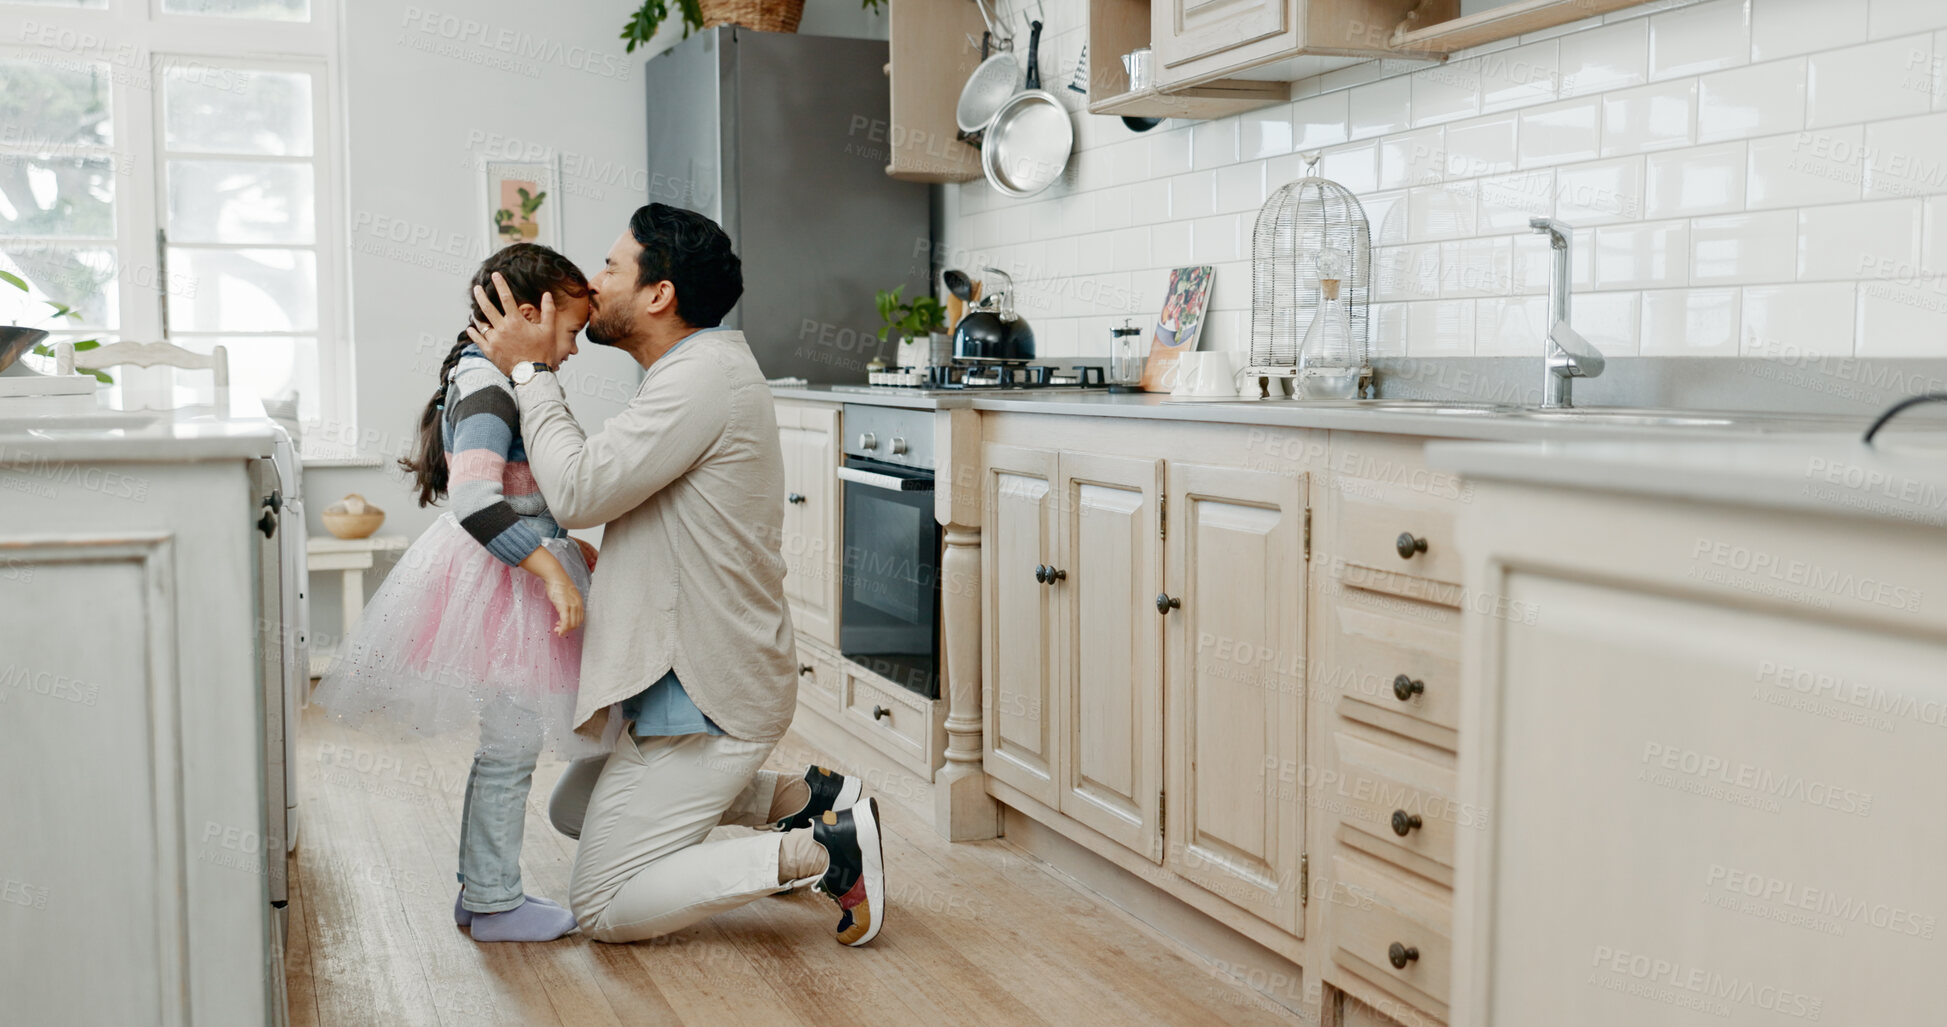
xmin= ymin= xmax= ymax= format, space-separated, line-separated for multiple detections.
xmin=312 ymin=512 xmax=603 ymax=760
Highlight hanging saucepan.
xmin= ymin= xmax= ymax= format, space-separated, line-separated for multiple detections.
xmin=954 ymin=0 xmax=1018 ymax=146
xmin=980 ymin=21 xmax=1073 ymax=199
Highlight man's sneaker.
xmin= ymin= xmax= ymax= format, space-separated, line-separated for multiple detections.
xmin=774 ymin=765 xmax=863 ymax=832
xmin=812 ymin=798 xmax=885 ymax=946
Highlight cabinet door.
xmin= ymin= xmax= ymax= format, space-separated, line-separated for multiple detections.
xmin=777 ymin=402 xmax=842 ymax=646
xmin=1056 ymin=453 xmax=1165 ymax=862
xmin=1152 ymin=0 xmax=1296 ymax=84
xmin=1164 ymin=462 xmax=1309 ymax=935
xmin=982 ymin=443 xmax=1062 ymax=807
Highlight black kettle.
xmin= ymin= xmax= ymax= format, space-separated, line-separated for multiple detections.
xmin=953 ymin=267 xmax=1035 ymax=364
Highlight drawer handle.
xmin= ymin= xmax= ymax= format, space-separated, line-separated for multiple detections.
xmin=787 ymin=492 xmax=806 ymax=505
xmin=1155 ymin=592 xmax=1180 ymax=615
xmin=1395 ymin=532 xmax=1428 ymax=559
xmin=872 ymin=705 xmax=891 ymax=721
xmin=1393 ymin=674 xmax=1425 ymax=702
xmin=1388 ymin=942 xmax=1420 ymax=969
xmin=1391 ymin=810 xmax=1423 ymax=836
xmin=798 ymin=664 xmax=814 ymax=676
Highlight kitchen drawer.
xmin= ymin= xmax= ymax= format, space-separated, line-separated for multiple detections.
xmin=1330 ymin=599 xmax=1461 ymax=750
xmin=845 ymin=673 xmax=931 ymax=765
xmin=1331 ymin=731 xmax=1461 ymax=883
xmin=1336 ymin=495 xmax=1462 ymax=592
xmin=1330 ymin=855 xmax=1451 ymax=1023
xmin=795 ymin=644 xmax=845 ymax=711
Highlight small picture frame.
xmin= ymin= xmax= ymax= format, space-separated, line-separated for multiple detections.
xmin=483 ymin=158 xmax=561 ymax=251
xmin=1137 ymin=265 xmax=1214 ymax=392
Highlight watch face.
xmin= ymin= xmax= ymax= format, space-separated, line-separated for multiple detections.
xmin=512 ymin=362 xmax=535 ymax=384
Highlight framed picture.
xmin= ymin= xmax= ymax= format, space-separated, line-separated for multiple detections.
xmin=1137 ymin=265 xmax=1214 ymax=392
xmin=483 ymin=159 xmax=560 ymax=251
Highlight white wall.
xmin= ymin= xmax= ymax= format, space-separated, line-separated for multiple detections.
xmin=944 ymin=0 xmax=1947 ymax=366
xmin=306 ymin=0 xmax=888 ymax=643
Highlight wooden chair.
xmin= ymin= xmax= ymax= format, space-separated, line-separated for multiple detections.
xmin=54 ymin=340 xmax=229 ymax=390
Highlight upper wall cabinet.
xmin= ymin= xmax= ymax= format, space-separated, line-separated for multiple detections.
xmin=887 ymin=0 xmax=987 ymax=182
xmin=1389 ymin=0 xmax=1652 ymax=55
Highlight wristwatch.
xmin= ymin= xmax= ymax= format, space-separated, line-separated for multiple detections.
xmin=510 ymin=361 xmax=551 ymax=386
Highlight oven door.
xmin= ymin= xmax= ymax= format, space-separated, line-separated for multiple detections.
xmin=837 ymin=456 xmax=942 ymax=699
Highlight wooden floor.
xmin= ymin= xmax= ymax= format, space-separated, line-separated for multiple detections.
xmin=285 ymin=705 xmax=1304 ymax=1026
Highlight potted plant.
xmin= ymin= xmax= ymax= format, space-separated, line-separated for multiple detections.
xmin=0 ymin=270 xmax=109 ymax=382
xmin=875 ymin=285 xmax=947 ymax=369
xmin=620 ymin=0 xmax=832 ymax=52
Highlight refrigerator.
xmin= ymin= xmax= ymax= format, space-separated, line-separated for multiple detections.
xmin=644 ymin=28 xmax=931 ymax=383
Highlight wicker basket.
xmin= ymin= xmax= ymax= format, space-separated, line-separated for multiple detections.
xmin=700 ymin=0 xmax=805 ymax=32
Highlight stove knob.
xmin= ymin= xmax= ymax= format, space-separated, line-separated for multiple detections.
xmin=859 ymin=432 xmax=878 ymax=451
xmin=891 ymin=437 xmax=908 ymax=455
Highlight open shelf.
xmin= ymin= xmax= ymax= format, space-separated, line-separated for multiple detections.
xmin=1390 ymin=0 xmax=1648 ymax=55
xmin=1087 ymin=80 xmax=1290 ymax=119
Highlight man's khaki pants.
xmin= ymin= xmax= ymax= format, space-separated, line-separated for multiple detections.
xmin=551 ymin=729 xmax=797 ymax=942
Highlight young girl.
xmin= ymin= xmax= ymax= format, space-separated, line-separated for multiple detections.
xmin=312 ymin=243 xmax=598 ymax=943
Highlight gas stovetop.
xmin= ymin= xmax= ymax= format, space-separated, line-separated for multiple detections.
xmin=831 ymin=363 xmax=1111 ymax=394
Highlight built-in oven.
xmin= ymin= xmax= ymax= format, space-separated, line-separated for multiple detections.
xmin=837 ymin=405 xmax=942 ymax=699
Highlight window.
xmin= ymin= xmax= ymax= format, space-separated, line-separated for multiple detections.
xmin=0 ymin=0 xmax=346 ymax=445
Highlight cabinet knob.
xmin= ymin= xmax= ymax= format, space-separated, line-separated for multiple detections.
xmin=859 ymin=432 xmax=878 ymax=450
xmin=1388 ymin=942 xmax=1419 ymax=969
xmin=798 ymin=664 xmax=814 ymax=676
xmin=1395 ymin=532 xmax=1428 ymax=559
xmin=872 ymin=705 xmax=891 ymax=721
xmin=1045 ymin=567 xmax=1066 ymax=584
xmin=1155 ymin=592 xmax=1180 ymax=615
xmin=787 ymin=492 xmax=806 ymax=505
xmin=1391 ymin=810 xmax=1423 ymax=836
xmin=1034 ymin=563 xmax=1049 ymax=583
xmin=1393 ymin=674 xmax=1425 ymax=701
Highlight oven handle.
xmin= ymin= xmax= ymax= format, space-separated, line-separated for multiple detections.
xmin=837 ymin=466 xmax=936 ymax=492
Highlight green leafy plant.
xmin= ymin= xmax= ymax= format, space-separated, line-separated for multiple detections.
xmin=861 ymin=0 xmax=886 ymax=10
xmin=1 ymin=269 xmax=110 ymax=383
xmin=495 ymin=187 xmax=548 ymax=241
xmin=620 ymin=0 xmax=706 ymax=53
xmin=875 ymin=286 xmax=947 ymax=342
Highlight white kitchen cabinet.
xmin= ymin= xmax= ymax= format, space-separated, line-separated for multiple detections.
xmin=1151 ymin=0 xmax=1437 ymax=89
xmin=1445 ymin=455 xmax=1947 ymax=1027
xmin=0 ymin=401 xmax=295 ymax=1026
xmin=776 ymin=399 xmax=843 ymax=647
xmin=981 ymin=443 xmax=1063 ymax=808
xmin=1163 ymin=461 xmax=1310 ymax=935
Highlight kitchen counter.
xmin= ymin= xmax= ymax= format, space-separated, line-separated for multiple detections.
xmin=1431 ymin=434 xmax=1947 ymax=528
xmin=0 ymin=388 xmax=281 ymax=463
xmin=771 ymin=384 xmax=1881 ymax=442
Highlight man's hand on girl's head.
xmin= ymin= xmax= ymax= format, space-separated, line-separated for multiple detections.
xmin=467 ymin=271 xmax=558 ymax=376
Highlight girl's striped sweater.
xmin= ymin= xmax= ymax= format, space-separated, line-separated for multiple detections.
xmin=440 ymin=344 xmax=565 ymax=565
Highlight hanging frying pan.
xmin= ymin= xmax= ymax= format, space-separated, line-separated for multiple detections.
xmin=954 ymin=0 xmax=1018 ymax=144
xmin=980 ymin=20 xmax=1073 ymax=198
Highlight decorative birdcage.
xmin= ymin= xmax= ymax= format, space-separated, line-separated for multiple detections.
xmin=1247 ymin=155 xmax=1372 ymax=398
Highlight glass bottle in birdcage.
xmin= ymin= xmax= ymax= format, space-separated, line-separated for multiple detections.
xmin=1247 ymin=155 xmax=1371 ymax=398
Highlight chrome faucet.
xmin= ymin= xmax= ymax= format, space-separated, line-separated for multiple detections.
xmin=1528 ymin=218 xmax=1605 ymax=409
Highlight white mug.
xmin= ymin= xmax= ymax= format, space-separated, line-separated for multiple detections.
xmin=1170 ymin=351 xmax=1236 ymax=397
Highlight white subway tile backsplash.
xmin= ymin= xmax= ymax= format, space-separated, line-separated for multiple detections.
xmin=1558 ymin=19 xmax=1648 ymax=97
xmin=1519 ymin=97 xmax=1603 ymax=167
xmin=1697 ymin=59 xmax=1807 ymax=143
xmin=1602 ymin=79 xmax=1697 ymax=156
xmin=939 ymin=0 xmax=1947 ymax=362
xmin=1412 ymin=59 xmax=1482 ymax=127
xmin=1692 ymin=211 xmax=1799 ymax=285
xmin=1379 ymin=127 xmax=1446 ymax=189
xmin=1594 ymin=219 xmax=1690 ymax=289
xmin=1555 ymin=156 xmax=1646 ymax=225
xmin=1752 ymin=0 xmax=1867 ymax=60
xmin=1350 ymin=76 xmax=1413 ymax=139
xmin=1480 ymin=40 xmax=1561 ymax=112
xmin=1742 ymin=281 xmax=1857 ymax=356
xmin=1749 ymin=128 xmax=1865 ymax=208
xmin=1445 ymin=113 xmax=1518 ymax=178
xmin=1798 ymin=198 xmax=1924 ymax=280
xmin=1649 ymin=0 xmax=1752 ymax=81
xmin=1645 ymin=141 xmax=1748 ymax=218
xmin=1864 ymin=112 xmax=1947 ymax=198
xmin=1641 ymin=287 xmax=1741 ymax=355
xmin=1292 ymin=93 xmax=1351 ymax=151
xmin=1807 ymin=36 xmax=1934 ymax=128
xmin=1870 ymin=0 xmax=1947 ymax=41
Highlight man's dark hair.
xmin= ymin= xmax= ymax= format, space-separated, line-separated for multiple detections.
xmin=629 ymin=203 xmax=742 ymax=328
